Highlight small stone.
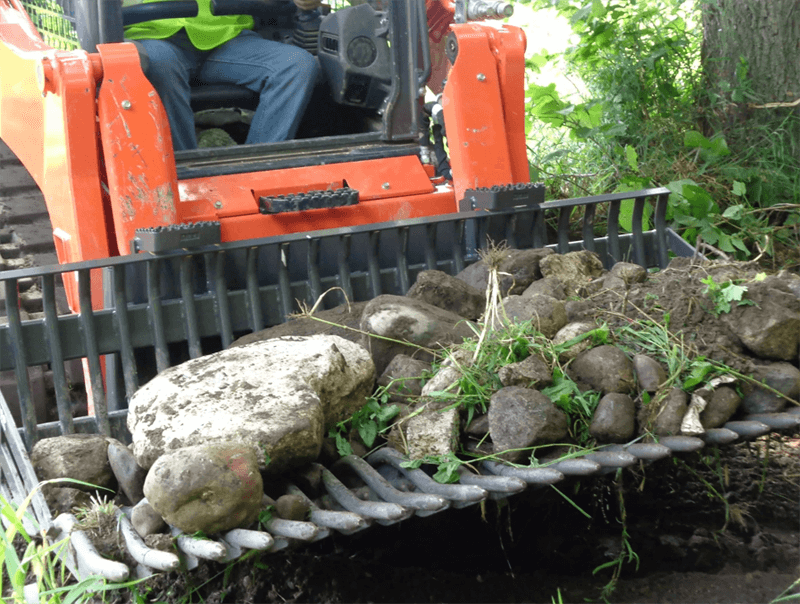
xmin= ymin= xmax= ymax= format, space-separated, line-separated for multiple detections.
xmin=274 ymin=494 xmax=310 ymax=521
xmin=107 ymin=439 xmax=147 ymax=505
xmin=498 ymin=354 xmax=553 ymax=388
xmin=610 ymin=262 xmax=647 ymax=285
xmin=144 ymin=444 xmax=264 ymax=535
xmin=539 ymin=251 xmax=605 ymax=296
xmin=741 ymin=362 xmax=800 ymax=414
xmin=144 ymin=534 xmax=174 ymax=552
xmin=569 ymin=345 xmax=636 ymax=395
xmin=633 ymin=355 xmax=667 ymax=392
xmin=552 ymin=321 xmax=597 ymax=361
xmin=404 ymin=400 xmax=460 ymax=460
xmin=377 ymin=355 xmax=431 ymax=404
xmin=500 ymin=294 xmax=568 ymax=338
xmin=640 ymin=388 xmax=688 ymax=436
xmin=131 ymin=499 xmax=167 ymax=538
xmin=522 ymin=277 xmax=566 ymax=300
xmin=590 ymin=393 xmax=635 ymax=443
xmin=406 ymin=270 xmax=486 ymax=320
xmin=700 ymin=386 xmax=741 ymax=429
xmin=31 ymin=434 xmax=116 ymax=493
xmin=489 ymin=386 xmax=568 ymax=463
xmin=464 ymin=414 xmax=490 ymax=437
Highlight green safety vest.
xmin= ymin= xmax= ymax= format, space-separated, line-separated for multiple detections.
xmin=123 ymin=0 xmax=254 ymax=51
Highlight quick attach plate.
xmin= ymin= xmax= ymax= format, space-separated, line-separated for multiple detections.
xmin=131 ymin=221 xmax=221 ymax=253
xmin=259 ymin=187 xmax=359 ymax=214
xmin=460 ymin=182 xmax=545 ymax=212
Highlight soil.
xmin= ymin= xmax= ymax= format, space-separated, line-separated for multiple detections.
xmin=102 ymin=258 xmax=800 ymax=604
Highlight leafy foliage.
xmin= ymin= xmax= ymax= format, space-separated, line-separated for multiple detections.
xmin=522 ymin=0 xmax=800 ymax=266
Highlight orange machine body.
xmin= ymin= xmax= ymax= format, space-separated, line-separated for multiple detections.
xmin=0 ymin=0 xmax=529 ymax=312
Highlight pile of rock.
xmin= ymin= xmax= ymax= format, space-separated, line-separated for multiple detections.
xmin=30 ymin=249 xmax=800 ymax=541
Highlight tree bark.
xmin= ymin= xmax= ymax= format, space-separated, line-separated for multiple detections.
xmin=702 ymin=0 xmax=800 ymax=105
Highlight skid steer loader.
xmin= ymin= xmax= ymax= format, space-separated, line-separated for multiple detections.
xmin=1 ymin=0 xmax=798 ymax=596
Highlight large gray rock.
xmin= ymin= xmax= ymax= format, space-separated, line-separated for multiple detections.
xmin=456 ymin=248 xmax=554 ymax=296
xmin=722 ymin=281 xmax=800 ymax=361
xmin=569 ymin=345 xmax=636 ymax=395
xmin=406 ymin=270 xmax=486 ymax=321
xmin=590 ymin=393 xmax=636 ymax=443
xmin=741 ymin=362 xmax=800 ymax=414
xmin=539 ymin=251 xmax=605 ymax=296
xmin=488 ymin=386 xmax=568 ymax=463
xmin=144 ymin=444 xmax=263 ymax=534
xmin=359 ymin=295 xmax=476 ymax=375
xmin=128 ymin=335 xmax=375 ymax=473
xmin=500 ymin=294 xmax=568 ymax=338
xmin=30 ymin=434 xmax=116 ymax=492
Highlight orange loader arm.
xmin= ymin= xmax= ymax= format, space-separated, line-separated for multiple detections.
xmin=0 ymin=0 xmax=530 ymax=313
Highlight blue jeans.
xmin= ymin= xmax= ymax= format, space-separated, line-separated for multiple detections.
xmin=138 ymin=30 xmax=320 ymax=151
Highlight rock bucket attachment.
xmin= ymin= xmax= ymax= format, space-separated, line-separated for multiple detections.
xmin=1 ymin=188 xmax=798 ymax=589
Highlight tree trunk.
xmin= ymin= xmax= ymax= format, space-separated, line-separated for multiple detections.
xmin=702 ymin=0 xmax=799 ymax=105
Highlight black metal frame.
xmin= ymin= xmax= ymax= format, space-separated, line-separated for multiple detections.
xmin=0 ymin=188 xmax=689 ymax=450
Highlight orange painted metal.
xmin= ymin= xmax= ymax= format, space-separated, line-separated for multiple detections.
xmin=0 ymin=0 xmax=530 ymax=293
xmin=0 ymin=0 xmax=112 ymax=311
xmin=95 ymin=42 xmax=183 ymax=256
xmin=441 ymin=22 xmax=529 ymax=203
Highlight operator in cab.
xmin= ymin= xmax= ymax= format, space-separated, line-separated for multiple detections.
xmin=124 ymin=0 xmax=322 ymax=151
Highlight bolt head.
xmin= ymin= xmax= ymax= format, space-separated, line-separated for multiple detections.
xmin=382 ymin=182 xmax=390 ymax=190
xmin=477 ymin=73 xmax=486 ymax=82
xmin=121 ymin=100 xmax=132 ymax=110
xmin=214 ymin=201 xmax=223 ymax=209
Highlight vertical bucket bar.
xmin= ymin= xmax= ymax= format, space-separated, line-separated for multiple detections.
xmin=607 ymin=199 xmax=621 ymax=264
xmin=4 ymin=279 xmax=37 ymax=449
xmin=395 ymin=227 xmax=410 ymax=294
xmin=424 ymin=223 xmax=437 ymax=271
xmin=179 ymin=256 xmax=202 ymax=359
xmin=41 ymin=275 xmax=74 ymax=435
xmin=213 ymin=251 xmax=234 ymax=348
xmin=653 ymin=191 xmax=670 ymax=269
xmin=276 ymin=244 xmax=293 ymax=323
xmin=245 ymin=247 xmax=263 ymax=334
xmin=111 ymin=265 xmax=139 ymax=400
xmin=631 ymin=197 xmax=646 ymax=267
xmin=77 ymin=270 xmax=111 ymax=437
xmin=582 ymin=204 xmax=596 ymax=253
xmin=532 ymin=207 xmax=547 ymax=249
xmin=452 ymin=219 xmax=467 ymax=274
xmin=556 ymin=206 xmax=571 ymax=253
xmin=366 ymin=231 xmax=382 ymax=299
xmin=146 ymin=260 xmax=169 ymax=373
xmin=336 ymin=234 xmax=354 ymax=304
xmin=307 ymin=238 xmax=324 ymax=304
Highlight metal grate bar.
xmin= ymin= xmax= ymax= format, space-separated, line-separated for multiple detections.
xmin=41 ymin=275 xmax=73 ymax=435
xmin=178 ymin=258 xmax=203 ymax=360
xmin=5 ymin=280 xmax=38 ymax=449
xmin=245 ymin=247 xmax=263 ymax=334
xmin=78 ymin=270 xmax=111 ymax=437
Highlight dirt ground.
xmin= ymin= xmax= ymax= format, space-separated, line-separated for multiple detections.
xmin=111 ymin=259 xmax=800 ymax=604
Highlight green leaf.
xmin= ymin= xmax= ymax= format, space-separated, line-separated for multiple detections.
xmin=683 ymin=130 xmax=708 ymax=148
xmin=358 ymin=421 xmax=378 ymax=448
xmin=624 ymin=144 xmax=639 ymax=172
xmin=722 ymin=204 xmax=744 ymax=220
xmin=731 ymin=181 xmax=746 ymax=196
xmin=335 ymin=433 xmax=353 ymax=457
